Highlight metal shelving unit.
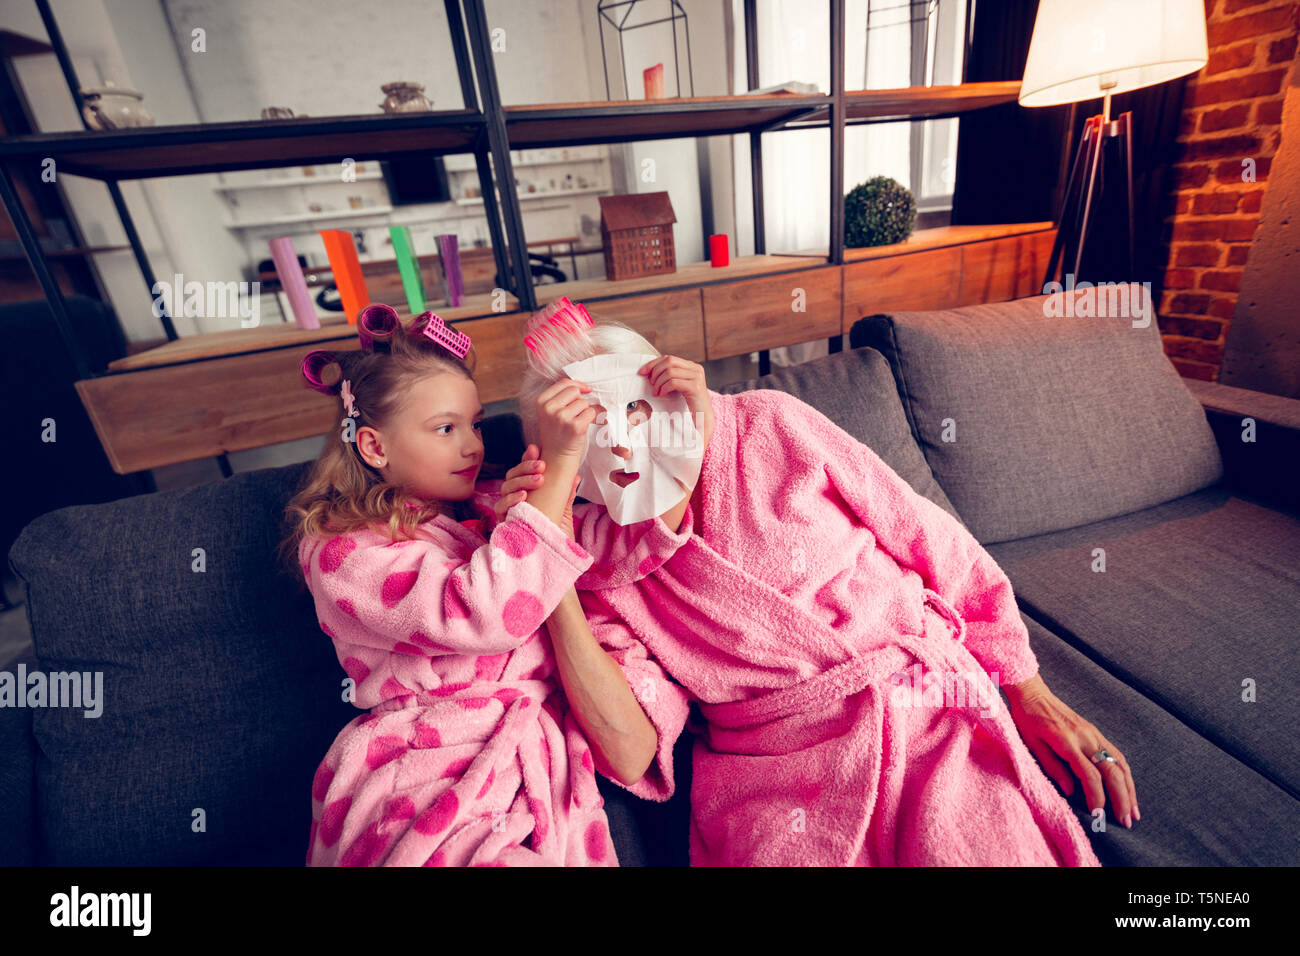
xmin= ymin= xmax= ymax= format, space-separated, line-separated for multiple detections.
xmin=1 ymin=0 xmax=1015 ymax=471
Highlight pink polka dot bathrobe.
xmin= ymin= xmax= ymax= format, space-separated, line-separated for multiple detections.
xmin=298 ymin=482 xmax=690 ymax=866
xmin=572 ymin=388 xmax=1102 ymax=867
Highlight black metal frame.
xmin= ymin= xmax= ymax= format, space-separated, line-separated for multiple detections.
xmin=1 ymin=0 xmax=988 ymax=471
xmin=598 ymin=0 xmax=696 ymax=101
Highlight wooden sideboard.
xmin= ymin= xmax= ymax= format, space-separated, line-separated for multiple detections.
xmin=77 ymin=222 xmax=1054 ymax=473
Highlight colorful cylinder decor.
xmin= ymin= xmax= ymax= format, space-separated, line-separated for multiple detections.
xmin=267 ymin=236 xmax=319 ymax=328
xmin=319 ymin=228 xmax=369 ymax=323
xmin=435 ymin=233 xmax=464 ymax=307
xmin=389 ymin=225 xmax=426 ymax=316
xmin=709 ymin=233 xmax=730 ymax=268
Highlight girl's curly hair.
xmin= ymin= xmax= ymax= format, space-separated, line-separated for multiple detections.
xmin=276 ymin=307 xmax=478 ymax=592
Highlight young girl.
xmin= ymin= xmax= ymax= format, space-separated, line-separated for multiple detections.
xmin=278 ymin=304 xmax=671 ymax=866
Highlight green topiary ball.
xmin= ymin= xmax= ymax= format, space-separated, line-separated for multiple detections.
xmin=844 ymin=176 xmax=917 ymax=248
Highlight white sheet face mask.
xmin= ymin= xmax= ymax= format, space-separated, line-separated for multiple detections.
xmin=561 ymin=353 xmax=705 ymax=525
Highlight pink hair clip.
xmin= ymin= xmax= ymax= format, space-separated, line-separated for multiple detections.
xmin=419 ymin=311 xmax=472 ymax=358
xmin=340 ymin=379 xmax=359 ymax=418
xmin=523 ymin=296 xmax=593 ymax=359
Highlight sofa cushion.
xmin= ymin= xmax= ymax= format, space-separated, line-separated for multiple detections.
xmin=1024 ymin=613 xmax=1300 ymax=865
xmin=850 ymin=289 xmax=1224 ymax=543
xmin=7 ymin=462 xmax=357 ymax=865
xmin=987 ymin=486 xmax=1300 ymax=799
xmin=716 ymin=346 xmax=964 ymax=523
xmin=0 ymin=652 xmax=36 ymax=865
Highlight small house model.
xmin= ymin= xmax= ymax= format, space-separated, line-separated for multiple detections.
xmin=598 ymin=191 xmax=677 ymax=281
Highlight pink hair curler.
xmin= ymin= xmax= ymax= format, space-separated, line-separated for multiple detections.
xmin=357 ymin=303 xmax=400 ymax=352
xmin=418 ymin=311 xmax=472 ymax=358
xmin=523 ymin=296 xmax=593 ymax=360
xmin=301 ymin=350 xmax=342 ymax=395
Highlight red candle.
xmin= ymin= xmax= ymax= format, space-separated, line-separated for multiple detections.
xmin=644 ymin=64 xmax=665 ymax=99
xmin=709 ymin=233 xmax=729 ymax=267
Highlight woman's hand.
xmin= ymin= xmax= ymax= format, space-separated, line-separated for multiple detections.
xmin=638 ymin=355 xmax=713 ymax=451
xmin=1005 ymin=674 xmax=1139 ymax=829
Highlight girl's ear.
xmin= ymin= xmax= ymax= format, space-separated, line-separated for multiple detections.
xmin=355 ymin=425 xmax=382 ymax=459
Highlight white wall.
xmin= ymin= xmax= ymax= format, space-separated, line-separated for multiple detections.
xmin=2 ymin=0 xmax=248 ymax=340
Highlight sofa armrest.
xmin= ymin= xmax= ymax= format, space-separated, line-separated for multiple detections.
xmin=1184 ymin=379 xmax=1300 ymax=515
xmin=0 ymin=651 xmax=38 ymax=865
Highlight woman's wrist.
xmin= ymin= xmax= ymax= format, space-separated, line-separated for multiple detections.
xmin=1004 ymin=672 xmax=1049 ymax=703
xmin=548 ymin=588 xmax=585 ymax=624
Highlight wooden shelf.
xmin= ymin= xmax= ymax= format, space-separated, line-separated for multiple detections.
xmin=0 ymin=244 xmax=129 ymax=261
xmin=532 ymin=253 xmax=829 ymax=305
xmin=0 ymin=28 xmax=52 ymax=57
xmin=837 ymin=82 xmax=1020 ymax=124
xmin=0 ymin=84 xmax=1020 ymax=181
xmin=104 ymin=227 xmax=1052 ymax=373
xmin=0 ymin=111 xmax=485 ymax=180
xmin=779 ymin=221 xmax=1056 ymax=261
xmin=81 ymin=225 xmax=1054 ymax=472
xmin=502 ymin=83 xmax=1020 ymax=147
xmin=106 ymin=290 xmax=515 ymax=372
xmin=503 ymin=92 xmax=826 ymax=147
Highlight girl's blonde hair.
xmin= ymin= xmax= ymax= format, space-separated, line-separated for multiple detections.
xmin=277 ymin=311 xmax=479 ymax=589
xmin=516 ymin=312 xmax=659 ymax=449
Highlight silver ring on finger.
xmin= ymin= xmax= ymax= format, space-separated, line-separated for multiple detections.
xmin=1091 ymin=748 xmax=1118 ymax=765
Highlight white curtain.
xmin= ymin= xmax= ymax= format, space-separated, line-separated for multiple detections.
xmin=727 ymin=0 xmax=944 ymax=367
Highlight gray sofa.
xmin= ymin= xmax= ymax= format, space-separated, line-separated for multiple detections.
xmin=4 ymin=291 xmax=1298 ymax=866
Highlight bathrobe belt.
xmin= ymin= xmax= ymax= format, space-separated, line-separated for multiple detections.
xmin=699 ymin=588 xmax=969 ymax=732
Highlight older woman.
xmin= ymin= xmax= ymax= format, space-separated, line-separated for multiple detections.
xmin=509 ymin=300 xmax=1135 ymax=866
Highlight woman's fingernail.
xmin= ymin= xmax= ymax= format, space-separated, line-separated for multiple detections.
xmin=1134 ymin=806 xmax=1141 ymax=821
xmin=1124 ymin=814 xmax=1132 ymax=828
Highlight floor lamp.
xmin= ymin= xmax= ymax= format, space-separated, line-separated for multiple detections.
xmin=1019 ymin=0 xmax=1208 ymax=289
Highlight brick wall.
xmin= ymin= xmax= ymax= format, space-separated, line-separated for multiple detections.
xmin=1161 ymin=0 xmax=1300 ymax=380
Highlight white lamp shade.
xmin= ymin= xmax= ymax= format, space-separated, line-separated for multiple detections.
xmin=1019 ymin=0 xmax=1208 ymax=107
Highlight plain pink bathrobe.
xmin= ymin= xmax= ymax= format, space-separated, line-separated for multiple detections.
xmin=298 ymin=481 xmax=691 ymax=866
xmin=572 ymin=387 xmax=1102 ymax=867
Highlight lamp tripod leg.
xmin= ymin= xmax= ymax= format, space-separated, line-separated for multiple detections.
xmin=1121 ymin=111 xmax=1136 ymax=278
xmin=1045 ymin=117 xmax=1095 ymax=290
xmin=1072 ymin=119 xmax=1105 ymax=282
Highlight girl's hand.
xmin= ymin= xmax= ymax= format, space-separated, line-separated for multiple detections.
xmin=1005 ymin=675 xmax=1139 ymax=829
xmin=494 ymin=444 xmax=545 ymax=521
xmin=638 ymin=355 xmax=713 ymax=451
xmin=537 ymin=378 xmax=598 ymax=463
xmin=495 ymin=443 xmax=581 ymax=537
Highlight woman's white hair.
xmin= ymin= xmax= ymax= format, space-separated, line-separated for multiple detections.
xmin=517 ymin=316 xmax=659 ymax=448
